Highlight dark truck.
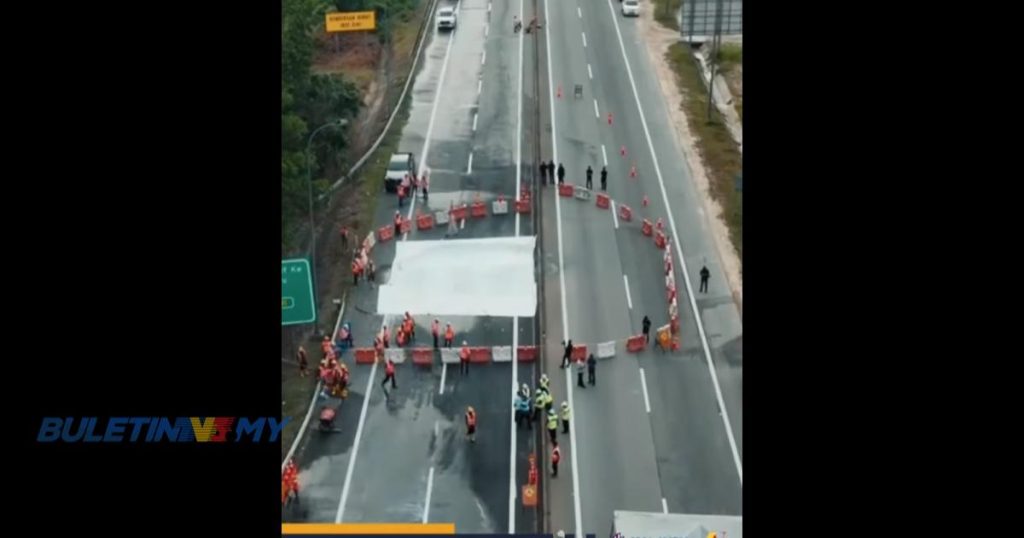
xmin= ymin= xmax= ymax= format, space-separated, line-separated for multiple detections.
xmin=384 ymin=152 xmax=416 ymax=193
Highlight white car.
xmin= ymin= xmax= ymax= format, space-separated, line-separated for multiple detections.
xmin=621 ymin=0 xmax=640 ymax=17
xmin=436 ymin=7 xmax=457 ymax=31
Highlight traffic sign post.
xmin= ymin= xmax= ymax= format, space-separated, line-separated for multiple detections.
xmin=282 ymin=258 xmax=317 ymax=326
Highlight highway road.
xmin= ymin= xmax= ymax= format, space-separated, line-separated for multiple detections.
xmin=537 ymin=0 xmax=743 ymax=534
xmin=282 ymin=0 xmax=742 ymax=533
xmin=284 ymin=0 xmax=541 ymax=532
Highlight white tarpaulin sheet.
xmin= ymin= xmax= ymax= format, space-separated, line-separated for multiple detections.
xmin=377 ymin=236 xmax=537 ymax=317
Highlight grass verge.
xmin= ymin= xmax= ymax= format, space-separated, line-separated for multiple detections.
xmin=666 ymin=42 xmax=742 ymax=258
xmin=651 ymin=0 xmax=682 ymax=30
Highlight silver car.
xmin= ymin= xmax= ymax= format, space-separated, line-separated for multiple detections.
xmin=436 ymin=7 xmax=457 ymax=31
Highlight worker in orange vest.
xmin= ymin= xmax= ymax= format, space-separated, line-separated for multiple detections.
xmin=394 ymin=210 xmax=402 ymax=236
xmin=459 ymin=341 xmax=471 ymax=377
xmin=373 ymin=334 xmax=384 ymax=362
xmin=551 ymin=441 xmax=561 ymax=477
xmin=465 ymin=406 xmax=477 ymax=443
xmin=381 ymin=325 xmax=390 ymax=348
xmin=351 ymin=259 xmax=361 ymax=286
xmin=396 ymin=327 xmax=406 ymax=347
xmin=431 ymin=319 xmax=440 ymax=349
xmin=404 ymin=312 xmax=415 ymax=341
xmin=444 ymin=323 xmax=455 ymax=348
xmin=381 ymin=358 xmax=397 ymax=395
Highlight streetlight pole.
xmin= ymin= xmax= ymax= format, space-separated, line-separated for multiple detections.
xmin=304 ymin=119 xmax=345 ymax=335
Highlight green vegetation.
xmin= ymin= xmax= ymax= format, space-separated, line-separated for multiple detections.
xmin=652 ymin=0 xmax=683 ymax=30
xmin=666 ymin=43 xmax=742 ymax=257
xmin=717 ymin=43 xmax=742 ymax=72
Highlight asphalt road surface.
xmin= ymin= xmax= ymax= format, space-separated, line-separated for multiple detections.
xmin=284 ymin=0 xmax=541 ymax=532
xmin=283 ymin=0 xmax=742 ymax=533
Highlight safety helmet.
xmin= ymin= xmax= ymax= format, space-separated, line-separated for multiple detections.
xmin=463 ymin=340 xmax=468 ymax=345
xmin=467 ymin=406 xmax=475 ymax=413
xmin=561 ymin=401 xmax=568 ymax=409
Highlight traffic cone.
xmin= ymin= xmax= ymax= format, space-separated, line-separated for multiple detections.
xmin=608 ymin=113 xmax=613 ymax=125
xmin=620 ymin=145 xmax=627 ymax=157
xmin=642 ymin=195 xmax=649 ymax=208
xmin=630 ymin=163 xmax=637 ymax=178
xmin=557 ymin=84 xmax=562 ymax=98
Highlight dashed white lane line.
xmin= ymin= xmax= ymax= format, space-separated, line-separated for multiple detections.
xmin=623 ymin=274 xmax=632 ymax=310
xmin=481 ymin=50 xmax=486 ymax=65
xmin=422 ymin=467 xmax=435 ymax=523
xmin=473 ymin=112 xmax=479 ymax=132
xmin=581 ymin=32 xmax=587 ymax=48
xmin=488 ymin=2 xmax=492 ymax=13
xmin=578 ymin=6 xmax=582 ymax=18
xmin=467 ymin=152 xmax=474 ymax=174
xmin=588 ymin=63 xmax=593 ymax=80
xmin=478 ymin=79 xmax=483 ymax=95
xmin=593 ymin=99 xmax=600 ymax=118
xmin=485 ymin=24 xmax=489 ymax=37
xmin=439 ymin=363 xmax=448 ymax=395
xmin=601 ymin=144 xmax=608 ymax=166
xmin=639 ymin=367 xmax=651 ymax=413
xmin=662 ymin=497 xmax=668 ymax=514
xmin=611 ymin=199 xmax=619 ymax=229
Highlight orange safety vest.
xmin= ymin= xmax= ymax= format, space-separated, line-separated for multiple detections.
xmin=460 ymin=346 xmax=470 ymax=361
xmin=551 ymin=447 xmax=561 ymax=463
xmin=395 ymin=213 xmax=402 ymax=225
xmin=385 ymin=361 xmax=395 ymax=375
xmin=352 ymin=261 xmax=360 ymax=275
xmin=397 ymin=330 xmax=406 ymax=346
xmin=445 ymin=326 xmax=455 ymax=340
xmin=466 ymin=411 xmax=476 ymax=427
xmin=404 ymin=319 xmax=413 ymax=334
xmin=382 ymin=326 xmax=390 ymax=341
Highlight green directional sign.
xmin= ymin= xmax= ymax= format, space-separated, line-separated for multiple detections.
xmin=282 ymin=258 xmax=316 ymax=326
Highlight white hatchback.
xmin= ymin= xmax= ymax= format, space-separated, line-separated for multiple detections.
xmin=621 ymin=0 xmax=640 ymax=17
xmin=437 ymin=7 xmax=457 ymax=31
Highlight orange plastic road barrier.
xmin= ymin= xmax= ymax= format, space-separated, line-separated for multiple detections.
xmin=450 ymin=205 xmax=469 ymax=221
xmin=522 ymin=484 xmax=537 ymax=507
xmin=469 ymin=346 xmax=491 ymax=363
xmin=354 ymin=348 xmax=376 ymax=364
xmin=399 ymin=218 xmax=412 ymax=234
xmin=417 ymin=213 xmax=434 ymax=230
xmin=520 ymin=187 xmax=531 ymax=201
xmin=377 ymin=225 xmax=394 ymax=242
xmin=471 ymin=202 xmax=487 ymax=218
xmin=671 ymin=315 xmax=680 ymax=334
xmin=618 ymin=203 xmax=632 ymax=222
xmin=642 ymin=219 xmax=653 ymax=236
xmin=517 ymin=346 xmax=538 ymax=362
xmin=571 ymin=344 xmax=587 ymax=361
xmin=558 ymin=183 xmax=574 ymax=197
xmin=596 ymin=193 xmax=610 ymax=209
xmin=411 ymin=348 xmax=433 ymax=365
xmin=654 ymin=231 xmax=667 ymax=249
xmin=626 ymin=334 xmax=646 ymax=352
xmin=516 ymin=198 xmax=531 ymax=213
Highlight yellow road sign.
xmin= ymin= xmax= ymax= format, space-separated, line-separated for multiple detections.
xmin=325 ymin=11 xmax=376 ymax=32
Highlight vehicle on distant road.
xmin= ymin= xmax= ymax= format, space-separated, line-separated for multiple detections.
xmin=621 ymin=0 xmax=640 ymax=17
xmin=384 ymin=153 xmax=416 ymax=193
xmin=436 ymin=6 xmax=457 ymax=31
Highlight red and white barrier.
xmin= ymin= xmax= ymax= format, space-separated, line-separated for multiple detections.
xmin=417 ymin=213 xmax=435 ymax=230
xmin=471 ymin=201 xmax=487 ymax=218
xmin=493 ymin=200 xmax=509 ymax=215
xmin=492 ymin=346 xmax=512 ymax=362
xmin=399 ymin=218 xmax=413 ymax=234
xmin=354 ymin=348 xmax=377 ymax=364
xmin=411 ymin=347 xmax=433 ymax=366
xmin=571 ymin=344 xmax=588 ymax=361
xmin=654 ymin=231 xmax=667 ymax=249
xmin=596 ymin=340 xmax=616 ymax=359
xmin=626 ymin=335 xmax=646 ymax=352
xmin=516 ymin=198 xmax=531 ymax=213
xmin=434 ymin=210 xmax=450 ymax=225
xmin=574 ymin=186 xmax=592 ymax=201
xmin=385 ymin=348 xmax=405 ymax=364
xmin=642 ymin=219 xmax=653 ymax=236
xmin=469 ymin=346 xmax=491 ymax=363
xmin=440 ymin=348 xmax=460 ymax=364
xmin=377 ymin=225 xmax=395 ymax=242
xmin=596 ymin=193 xmax=610 ymax=209
xmin=559 ymin=183 xmax=574 ymax=197
xmin=619 ymin=203 xmax=633 ymax=222
xmin=518 ymin=346 xmax=538 ymax=362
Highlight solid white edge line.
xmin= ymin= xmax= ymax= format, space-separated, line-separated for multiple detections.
xmin=611 ymin=199 xmax=619 ymax=229
xmin=604 ymin=0 xmax=742 ymax=484
xmin=588 ymin=63 xmax=593 ymax=80
xmin=623 ymin=274 xmax=632 ymax=310
xmin=423 ymin=467 xmax=435 ymax=523
xmin=639 ymin=367 xmax=651 ymax=413
xmin=544 ymin=0 xmax=583 ymax=534
xmin=601 ymin=144 xmax=608 ymax=166
xmin=439 ymin=363 xmax=448 ymax=395
xmin=281 ymin=295 xmax=346 ymax=472
xmin=509 ymin=0 xmax=525 ymax=528
xmin=662 ymin=497 xmax=668 ymax=514
xmin=337 ymin=7 xmax=457 ymax=522
xmin=593 ymin=99 xmax=600 ymax=118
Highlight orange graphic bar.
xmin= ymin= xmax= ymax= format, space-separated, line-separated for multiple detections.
xmin=282 ymin=523 xmax=455 ymax=535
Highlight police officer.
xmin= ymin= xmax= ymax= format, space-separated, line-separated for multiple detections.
xmin=515 ymin=392 xmax=532 ymax=430
xmin=586 ymin=165 xmax=593 ymax=189
xmin=561 ymin=340 xmax=573 ymax=368
xmin=600 ymin=166 xmax=608 ymax=191
xmin=587 ymin=353 xmax=596 ymax=385
xmin=700 ymin=265 xmax=711 ymax=293
xmin=642 ymin=315 xmax=652 ymax=344
xmin=533 ymin=386 xmax=547 ymax=423
xmin=546 ymin=408 xmax=559 ymax=443
xmin=540 ymin=161 xmax=548 ymax=184
xmin=560 ymin=401 xmax=571 ymax=434
xmin=557 ymin=163 xmax=566 ymax=184
xmin=548 ymin=161 xmax=556 ymax=183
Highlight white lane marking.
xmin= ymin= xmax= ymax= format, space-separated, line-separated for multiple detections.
xmin=604 ymin=0 xmax=742 ymax=483
xmin=509 ymin=0 xmax=525 ymax=528
xmin=582 ymin=32 xmax=587 ymax=48
xmin=601 ymin=144 xmax=608 ymax=166
xmin=639 ymin=367 xmax=651 ymax=413
xmin=473 ymin=112 xmax=479 ymax=132
xmin=544 ymin=0 xmax=583 ymax=534
xmin=593 ymin=99 xmax=600 ymax=118
xmin=488 ymin=2 xmax=492 ymax=13
xmin=485 ymin=24 xmax=489 ymax=37
xmin=623 ymin=274 xmax=632 ymax=310
xmin=439 ymin=363 xmax=447 ymax=395
xmin=461 ymin=216 xmax=466 ymax=229
xmin=578 ymin=6 xmax=582 ymax=18
xmin=434 ymin=420 xmax=439 ymax=438
xmin=662 ymin=497 xmax=668 ymax=514
xmin=478 ymin=79 xmax=483 ymax=95
xmin=588 ymin=63 xmax=593 ymax=80
xmin=611 ymin=199 xmax=619 ymax=229
xmin=467 ymin=152 xmax=474 ymax=174
xmin=481 ymin=50 xmax=486 ymax=65
xmin=336 ymin=8 xmax=458 ymax=521
xmin=422 ymin=467 xmax=435 ymax=523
